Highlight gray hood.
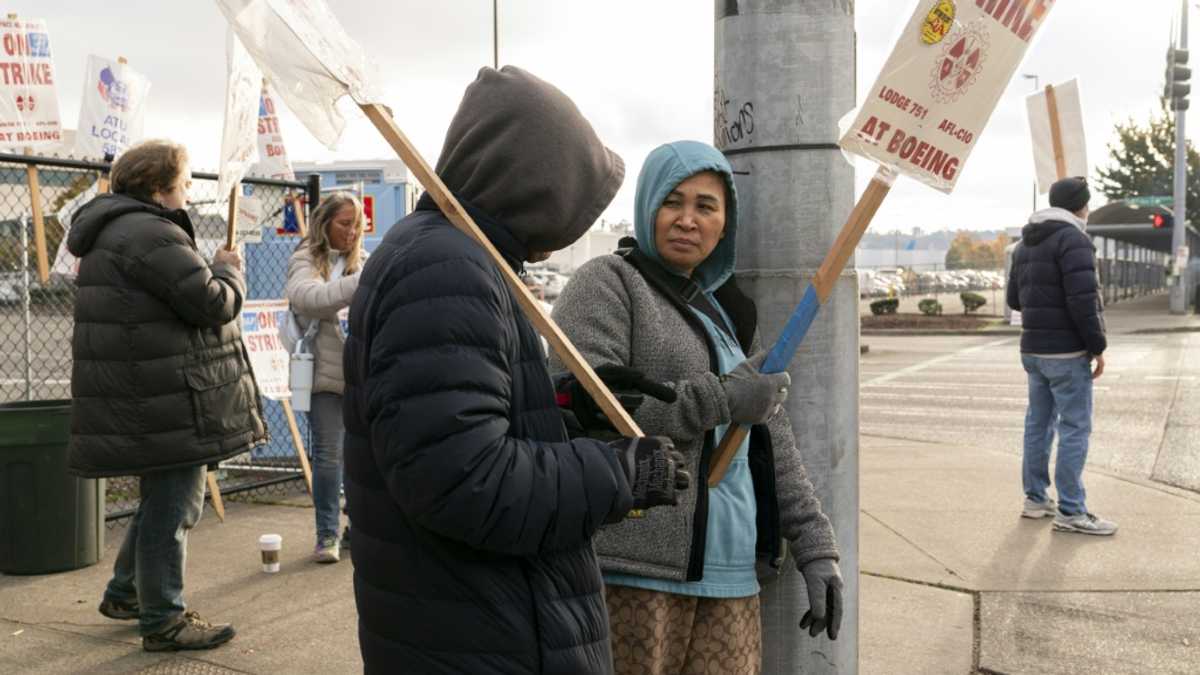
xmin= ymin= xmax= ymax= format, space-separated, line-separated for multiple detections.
xmin=435 ymin=66 xmax=624 ymax=252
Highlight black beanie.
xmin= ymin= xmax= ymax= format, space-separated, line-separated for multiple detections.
xmin=1049 ymin=177 xmax=1090 ymax=213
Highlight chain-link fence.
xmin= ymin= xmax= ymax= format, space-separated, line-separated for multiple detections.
xmin=0 ymin=152 xmax=319 ymax=525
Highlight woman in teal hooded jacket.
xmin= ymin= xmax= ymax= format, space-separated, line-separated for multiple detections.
xmin=551 ymin=141 xmax=843 ymax=675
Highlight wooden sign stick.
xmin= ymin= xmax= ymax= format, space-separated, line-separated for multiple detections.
xmin=224 ymin=185 xmax=239 ymax=251
xmin=281 ymin=399 xmax=315 ymax=494
xmin=206 ymin=471 xmax=226 ymax=522
xmin=1045 ymin=84 xmax=1068 ymax=180
xmin=24 ymin=151 xmax=49 ymax=284
xmin=293 ymin=193 xmax=307 ymax=238
xmin=358 ymin=103 xmax=642 ymax=437
xmin=708 ymin=166 xmax=896 ymax=487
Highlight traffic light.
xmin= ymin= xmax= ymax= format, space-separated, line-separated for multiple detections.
xmin=1152 ymin=211 xmax=1174 ymax=229
xmin=1166 ymin=46 xmax=1191 ymax=111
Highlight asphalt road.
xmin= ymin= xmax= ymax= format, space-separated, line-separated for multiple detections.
xmin=860 ymin=332 xmax=1200 ymax=495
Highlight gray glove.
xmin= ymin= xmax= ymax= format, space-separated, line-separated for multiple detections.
xmin=719 ymin=352 xmax=791 ymax=424
xmin=799 ymin=558 xmax=844 ymax=640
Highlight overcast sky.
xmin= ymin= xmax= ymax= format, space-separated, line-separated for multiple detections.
xmin=13 ymin=0 xmax=1197 ymax=233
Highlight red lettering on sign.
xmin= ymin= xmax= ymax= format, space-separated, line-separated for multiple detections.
xmin=977 ymin=0 xmax=1052 ymax=43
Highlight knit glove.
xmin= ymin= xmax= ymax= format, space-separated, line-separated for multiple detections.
xmin=607 ymin=436 xmax=690 ymax=511
xmin=798 ymin=558 xmax=844 ymax=640
xmin=556 ymin=365 xmax=677 ymax=441
xmin=720 ymin=352 xmax=791 ymax=425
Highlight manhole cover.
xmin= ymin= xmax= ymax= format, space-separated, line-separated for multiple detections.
xmin=133 ymin=658 xmax=245 ymax=674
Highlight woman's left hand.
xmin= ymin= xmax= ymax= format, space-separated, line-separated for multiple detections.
xmin=798 ymin=558 xmax=844 ymax=640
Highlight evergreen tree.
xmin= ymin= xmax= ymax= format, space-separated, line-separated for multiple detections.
xmin=1095 ymin=99 xmax=1200 ymax=222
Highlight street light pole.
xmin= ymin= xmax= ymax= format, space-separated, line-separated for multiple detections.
xmin=492 ymin=0 xmax=499 ymax=68
xmin=1022 ymin=73 xmax=1040 ymax=213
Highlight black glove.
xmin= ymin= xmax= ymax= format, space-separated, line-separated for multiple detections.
xmin=798 ymin=558 xmax=844 ymax=640
xmin=607 ymin=436 xmax=690 ymax=511
xmin=556 ymin=365 xmax=677 ymax=440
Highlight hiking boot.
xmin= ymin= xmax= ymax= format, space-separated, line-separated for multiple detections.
xmin=143 ymin=611 xmax=235 ymax=652
xmin=313 ymin=536 xmax=340 ymax=564
xmin=1053 ymin=511 xmax=1118 ymax=536
xmin=98 ymin=597 xmax=140 ymax=621
xmin=1021 ymin=497 xmax=1058 ymax=519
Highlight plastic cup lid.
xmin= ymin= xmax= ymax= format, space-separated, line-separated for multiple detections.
xmin=259 ymin=534 xmax=282 ymax=545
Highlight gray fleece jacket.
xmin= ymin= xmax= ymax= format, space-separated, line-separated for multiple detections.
xmin=551 ymin=255 xmax=839 ymax=582
xmin=549 ymin=143 xmax=838 ymax=583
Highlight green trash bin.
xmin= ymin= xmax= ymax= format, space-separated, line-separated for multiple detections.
xmin=0 ymin=399 xmax=105 ymax=574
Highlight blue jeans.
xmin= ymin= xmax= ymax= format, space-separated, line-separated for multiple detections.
xmin=310 ymin=392 xmax=345 ymax=544
xmin=103 ymin=464 xmax=206 ymax=636
xmin=1021 ymin=354 xmax=1093 ymax=515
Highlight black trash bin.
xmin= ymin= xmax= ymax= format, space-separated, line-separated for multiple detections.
xmin=0 ymin=399 xmax=105 ymax=574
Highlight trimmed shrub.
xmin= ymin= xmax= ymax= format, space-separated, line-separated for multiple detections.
xmin=870 ymin=298 xmax=899 ymax=315
xmin=961 ymin=291 xmax=987 ymax=314
xmin=918 ymin=298 xmax=943 ymax=316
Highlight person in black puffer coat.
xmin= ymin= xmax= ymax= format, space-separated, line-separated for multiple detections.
xmin=342 ymin=66 xmax=690 ymax=675
xmin=1007 ymin=176 xmax=1115 ymax=536
xmin=69 ymin=140 xmax=267 ymax=651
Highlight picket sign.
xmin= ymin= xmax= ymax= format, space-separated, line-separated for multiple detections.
xmin=240 ymin=298 xmax=314 ymax=494
xmin=24 ymin=150 xmax=49 ymax=284
xmin=207 ymin=471 xmax=226 ymax=522
xmin=1044 ymin=85 xmax=1067 ymax=179
xmin=709 ymin=0 xmax=1060 ymax=486
xmin=281 ymin=399 xmax=315 ymax=494
xmin=289 ymin=193 xmax=307 ymax=237
xmin=218 ymin=0 xmax=639 ymax=437
xmin=707 ymin=168 xmax=895 ymax=486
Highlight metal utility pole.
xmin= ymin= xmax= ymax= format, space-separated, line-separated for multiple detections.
xmin=715 ymin=1 xmax=856 ymax=672
xmin=492 ymin=0 xmax=499 ymax=68
xmin=1170 ymin=0 xmax=1191 ymax=313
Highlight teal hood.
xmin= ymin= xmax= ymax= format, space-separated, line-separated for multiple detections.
xmin=633 ymin=141 xmax=739 ymax=292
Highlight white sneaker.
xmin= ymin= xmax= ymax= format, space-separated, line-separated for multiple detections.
xmin=312 ymin=537 xmax=340 ymax=563
xmin=1052 ymin=511 xmax=1118 ymax=536
xmin=1021 ymin=497 xmax=1057 ymax=519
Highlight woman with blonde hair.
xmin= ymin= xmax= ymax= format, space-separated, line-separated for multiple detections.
xmin=286 ymin=191 xmax=366 ymax=563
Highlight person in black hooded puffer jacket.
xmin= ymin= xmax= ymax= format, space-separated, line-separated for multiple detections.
xmin=1007 ymin=176 xmax=1115 ymax=537
xmin=342 ymin=66 xmax=691 ymax=674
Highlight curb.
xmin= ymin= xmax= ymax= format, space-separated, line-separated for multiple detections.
xmin=861 ymin=329 xmax=1020 ymax=337
xmin=1128 ymin=326 xmax=1200 ymax=334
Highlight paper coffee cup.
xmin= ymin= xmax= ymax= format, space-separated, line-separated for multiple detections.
xmin=259 ymin=534 xmax=282 ymax=573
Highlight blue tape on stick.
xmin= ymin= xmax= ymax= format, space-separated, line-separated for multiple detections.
xmin=761 ymin=284 xmax=820 ymax=374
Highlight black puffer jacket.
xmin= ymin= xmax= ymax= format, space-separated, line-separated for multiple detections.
xmin=67 ymin=193 xmax=267 ymax=477
xmin=1007 ymin=208 xmax=1106 ymax=356
xmin=343 ymin=66 xmax=630 ymax=674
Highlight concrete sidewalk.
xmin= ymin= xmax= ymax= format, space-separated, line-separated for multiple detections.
xmin=0 ymin=497 xmax=360 ymax=674
xmin=2 ymin=434 xmax=1197 ymax=673
xmin=860 ymin=434 xmax=1200 ymax=674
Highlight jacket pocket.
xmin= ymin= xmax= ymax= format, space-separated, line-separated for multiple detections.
xmin=184 ymin=352 xmax=256 ymax=439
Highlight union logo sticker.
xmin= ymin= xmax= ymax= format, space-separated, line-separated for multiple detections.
xmin=921 ymin=0 xmax=956 ymax=45
xmin=929 ymin=20 xmax=989 ymax=104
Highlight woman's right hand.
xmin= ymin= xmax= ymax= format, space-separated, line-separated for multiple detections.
xmin=720 ymin=352 xmax=790 ymax=424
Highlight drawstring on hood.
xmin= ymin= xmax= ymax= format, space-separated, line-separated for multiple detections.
xmin=435 ymin=66 xmax=624 ymax=253
xmin=633 ymin=141 xmax=739 ymax=292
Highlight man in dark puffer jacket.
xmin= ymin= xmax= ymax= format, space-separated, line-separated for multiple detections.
xmin=68 ymin=140 xmax=267 ymax=651
xmin=343 ymin=67 xmax=690 ymax=674
xmin=1007 ymin=176 xmax=1115 ymax=536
